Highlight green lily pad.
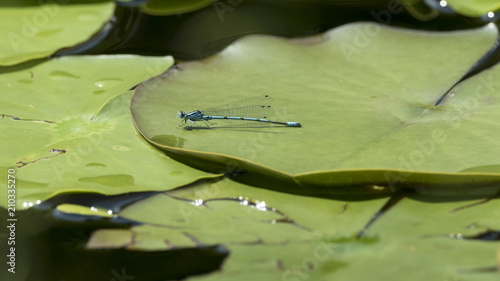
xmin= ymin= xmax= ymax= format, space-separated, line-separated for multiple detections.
xmin=141 ymin=0 xmax=215 ymax=16
xmin=86 ymin=228 xmax=133 ymax=249
xmin=87 ymin=178 xmax=387 ymax=250
xmin=83 ymin=178 xmax=500 ymax=280
xmin=0 ymin=55 xmax=219 ymax=209
xmin=0 ymin=1 xmax=114 ymax=66
xmin=56 ymin=203 xmax=115 ymax=217
xmin=446 ymin=0 xmax=500 ymax=17
xmin=131 ymin=22 xmax=500 ymax=193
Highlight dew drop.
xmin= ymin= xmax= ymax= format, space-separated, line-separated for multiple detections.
xmin=94 ymin=78 xmax=123 ymax=88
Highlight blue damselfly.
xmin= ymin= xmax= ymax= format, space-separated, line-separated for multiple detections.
xmin=177 ymin=95 xmax=301 ymax=129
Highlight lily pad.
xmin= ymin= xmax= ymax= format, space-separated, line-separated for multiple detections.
xmin=131 ymin=22 xmax=500 ymax=193
xmin=141 ymin=0 xmax=215 ymax=16
xmin=0 ymin=55 xmax=219 ymax=209
xmin=0 ymin=1 xmax=114 ymax=66
xmin=86 ymin=178 xmax=388 ymax=250
xmin=56 ymin=203 xmax=115 ymax=218
xmin=446 ymin=0 xmax=500 ymax=17
xmin=82 ymin=178 xmax=500 ymax=280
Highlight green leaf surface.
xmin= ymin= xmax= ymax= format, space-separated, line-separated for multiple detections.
xmin=0 ymin=1 xmax=114 ymax=66
xmin=141 ymin=0 xmax=215 ymax=16
xmin=446 ymin=0 xmax=500 ymax=17
xmin=0 ymin=55 xmax=219 ymax=209
xmin=56 ymin=203 xmax=114 ymax=217
xmin=86 ymin=178 xmax=388 ymax=249
xmin=82 ymin=178 xmax=500 ymax=280
xmin=86 ymin=228 xmax=133 ymax=249
xmin=131 ymin=23 xmax=500 ymax=193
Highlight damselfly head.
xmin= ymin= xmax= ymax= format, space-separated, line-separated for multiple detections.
xmin=177 ymin=111 xmax=186 ymax=118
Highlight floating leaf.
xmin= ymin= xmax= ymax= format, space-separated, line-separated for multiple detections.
xmin=86 ymin=228 xmax=133 ymax=249
xmin=0 ymin=55 xmax=219 ymax=209
xmin=131 ymin=23 xmax=500 ymax=194
xmin=86 ymin=178 xmax=386 ymax=250
xmin=80 ymin=178 xmax=500 ymax=280
xmin=446 ymin=0 xmax=500 ymax=17
xmin=0 ymin=1 xmax=114 ymax=65
xmin=141 ymin=0 xmax=215 ymax=16
xmin=56 ymin=203 xmax=114 ymax=218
